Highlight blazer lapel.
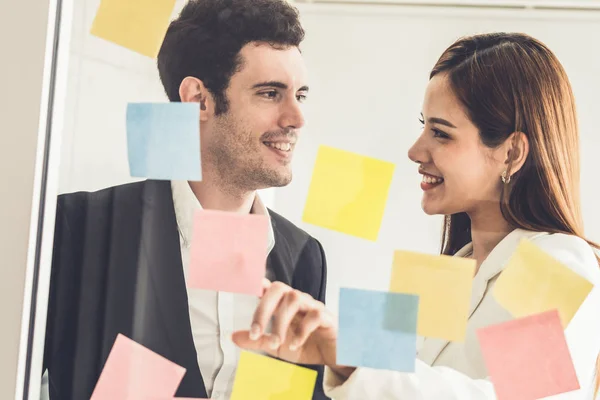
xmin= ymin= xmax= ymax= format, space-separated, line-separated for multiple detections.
xmin=418 ymin=229 xmax=548 ymax=366
xmin=266 ymin=215 xmax=293 ymax=286
xmin=138 ymin=180 xmax=207 ymax=397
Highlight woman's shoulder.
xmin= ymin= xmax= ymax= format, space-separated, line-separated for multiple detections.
xmin=524 ymin=230 xmax=600 ymax=282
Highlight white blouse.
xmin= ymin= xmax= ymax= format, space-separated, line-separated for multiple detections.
xmin=324 ymin=229 xmax=600 ymax=400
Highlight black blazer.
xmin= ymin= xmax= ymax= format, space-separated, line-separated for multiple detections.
xmin=43 ymin=180 xmax=329 ymax=399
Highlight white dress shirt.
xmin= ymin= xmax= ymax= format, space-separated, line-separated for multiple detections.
xmin=324 ymin=229 xmax=600 ymax=400
xmin=171 ymin=180 xmax=275 ymax=399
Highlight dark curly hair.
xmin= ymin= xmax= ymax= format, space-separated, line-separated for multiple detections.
xmin=157 ymin=0 xmax=305 ymax=115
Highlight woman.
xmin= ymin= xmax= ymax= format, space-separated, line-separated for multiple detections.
xmin=232 ymin=33 xmax=600 ymax=399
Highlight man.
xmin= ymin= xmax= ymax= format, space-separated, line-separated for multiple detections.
xmin=43 ymin=0 xmax=329 ymax=398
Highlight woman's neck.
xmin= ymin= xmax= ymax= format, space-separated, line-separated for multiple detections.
xmin=468 ymin=209 xmax=514 ymax=274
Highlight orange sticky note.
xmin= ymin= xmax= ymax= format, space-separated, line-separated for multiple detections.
xmin=390 ymin=250 xmax=475 ymax=341
xmin=494 ymin=239 xmax=593 ymax=327
xmin=188 ymin=209 xmax=269 ymax=296
xmin=477 ymin=310 xmax=579 ymax=400
xmin=91 ymin=334 xmax=186 ymax=400
xmin=90 ymin=0 xmax=175 ymax=58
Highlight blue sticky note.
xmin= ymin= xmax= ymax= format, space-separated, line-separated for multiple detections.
xmin=338 ymin=288 xmax=418 ymax=372
xmin=126 ymin=103 xmax=201 ymax=180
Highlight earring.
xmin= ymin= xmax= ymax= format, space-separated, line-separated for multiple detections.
xmin=501 ymin=170 xmax=511 ymax=184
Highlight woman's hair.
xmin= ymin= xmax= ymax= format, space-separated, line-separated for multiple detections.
xmin=430 ymin=32 xmax=600 ymax=394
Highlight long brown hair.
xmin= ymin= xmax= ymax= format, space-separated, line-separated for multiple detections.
xmin=431 ymin=33 xmax=600 ymax=395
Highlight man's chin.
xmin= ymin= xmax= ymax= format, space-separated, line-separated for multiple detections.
xmin=267 ymin=174 xmax=292 ymax=188
xmin=255 ymin=169 xmax=292 ymax=189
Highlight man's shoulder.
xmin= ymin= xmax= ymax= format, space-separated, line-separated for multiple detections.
xmin=57 ymin=181 xmax=150 ymax=222
xmin=267 ymin=208 xmax=320 ymax=247
xmin=58 ymin=181 xmax=146 ymax=207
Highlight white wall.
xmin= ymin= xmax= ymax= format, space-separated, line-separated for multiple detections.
xmin=58 ymin=1 xmax=600 ymax=315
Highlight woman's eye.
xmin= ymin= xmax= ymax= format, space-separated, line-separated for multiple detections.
xmin=432 ymin=129 xmax=450 ymax=139
xmin=297 ymin=94 xmax=307 ymax=102
xmin=418 ymin=117 xmax=425 ymax=125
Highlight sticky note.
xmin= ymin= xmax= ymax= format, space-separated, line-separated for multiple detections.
xmin=90 ymin=0 xmax=175 ymax=58
xmin=126 ymin=103 xmax=201 ymax=181
xmin=337 ymin=288 xmax=418 ymax=372
xmin=493 ymin=239 xmax=593 ymax=327
xmin=302 ymin=145 xmax=395 ymax=241
xmin=148 ymin=398 xmax=208 ymax=400
xmin=91 ymin=334 xmax=186 ymax=400
xmin=188 ymin=209 xmax=269 ymax=296
xmin=477 ymin=310 xmax=579 ymax=400
xmin=230 ymin=351 xmax=317 ymax=400
xmin=390 ymin=250 xmax=475 ymax=341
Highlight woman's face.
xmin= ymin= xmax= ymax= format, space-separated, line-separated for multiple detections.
xmin=408 ymin=73 xmax=507 ymax=217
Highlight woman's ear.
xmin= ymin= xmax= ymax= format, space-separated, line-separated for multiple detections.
xmin=505 ymin=131 xmax=529 ymax=175
xmin=179 ymin=76 xmax=214 ymax=122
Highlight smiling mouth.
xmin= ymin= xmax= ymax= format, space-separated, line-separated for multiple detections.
xmin=421 ymin=174 xmax=444 ymax=191
xmin=422 ymin=174 xmax=444 ymax=185
xmin=263 ymin=141 xmax=294 ymax=152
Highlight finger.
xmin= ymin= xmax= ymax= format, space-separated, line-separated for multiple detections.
xmin=260 ymin=278 xmax=272 ymax=297
xmin=270 ymin=290 xmax=303 ymax=348
xmin=250 ymin=281 xmax=292 ymax=340
xmin=289 ymin=306 xmax=331 ymax=351
xmin=231 ymin=330 xmax=278 ymax=357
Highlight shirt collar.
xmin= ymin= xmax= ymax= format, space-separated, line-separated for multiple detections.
xmin=171 ymin=180 xmax=275 ymax=254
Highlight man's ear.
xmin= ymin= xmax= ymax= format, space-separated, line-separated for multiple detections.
xmin=179 ymin=76 xmax=214 ymax=121
xmin=504 ymin=131 xmax=529 ymax=175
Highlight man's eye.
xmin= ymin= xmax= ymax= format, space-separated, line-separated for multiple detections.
xmin=260 ymin=91 xmax=278 ymax=99
xmin=297 ymin=94 xmax=308 ymax=102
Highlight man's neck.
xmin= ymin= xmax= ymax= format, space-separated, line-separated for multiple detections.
xmin=187 ymin=179 xmax=256 ymax=214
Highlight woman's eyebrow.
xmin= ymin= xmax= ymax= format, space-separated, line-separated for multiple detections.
xmin=428 ymin=117 xmax=457 ymax=129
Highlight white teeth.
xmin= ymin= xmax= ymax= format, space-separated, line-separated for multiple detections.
xmin=265 ymin=142 xmax=292 ymax=151
xmin=422 ymin=175 xmax=444 ymax=184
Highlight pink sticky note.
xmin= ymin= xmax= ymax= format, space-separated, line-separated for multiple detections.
xmin=477 ymin=310 xmax=579 ymax=400
xmin=91 ymin=334 xmax=186 ymax=400
xmin=188 ymin=209 xmax=269 ymax=296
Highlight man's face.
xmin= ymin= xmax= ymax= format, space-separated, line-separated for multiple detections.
xmin=202 ymin=42 xmax=308 ymax=191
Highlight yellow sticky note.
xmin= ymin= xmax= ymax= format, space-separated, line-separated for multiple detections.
xmin=493 ymin=239 xmax=593 ymax=327
xmin=302 ymin=146 xmax=395 ymax=241
xmin=230 ymin=351 xmax=317 ymax=400
xmin=90 ymin=0 xmax=175 ymax=58
xmin=390 ymin=250 xmax=475 ymax=341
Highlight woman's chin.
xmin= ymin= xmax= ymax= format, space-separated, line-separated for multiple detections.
xmin=421 ymin=199 xmax=445 ymax=216
xmin=421 ymin=204 xmax=437 ymax=215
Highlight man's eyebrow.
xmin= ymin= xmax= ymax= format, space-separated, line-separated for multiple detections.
xmin=251 ymin=81 xmax=309 ymax=92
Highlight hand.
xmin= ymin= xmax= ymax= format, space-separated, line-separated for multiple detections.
xmin=232 ymin=279 xmax=340 ymax=368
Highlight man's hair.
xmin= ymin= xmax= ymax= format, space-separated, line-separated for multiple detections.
xmin=157 ymin=0 xmax=305 ymax=115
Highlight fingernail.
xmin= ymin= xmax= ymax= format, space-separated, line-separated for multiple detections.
xmin=269 ymin=335 xmax=280 ymax=349
xmin=250 ymin=324 xmax=261 ymax=340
